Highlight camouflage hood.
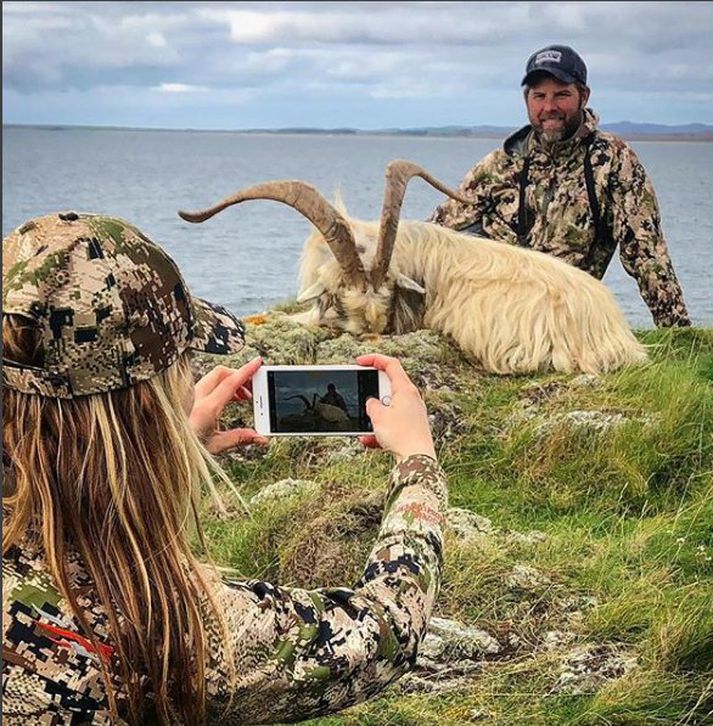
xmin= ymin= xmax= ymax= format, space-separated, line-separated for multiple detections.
xmin=504 ymin=107 xmax=601 ymax=157
xmin=2 ymin=212 xmax=245 ymax=398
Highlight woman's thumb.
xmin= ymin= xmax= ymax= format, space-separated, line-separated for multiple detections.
xmin=365 ymin=396 xmax=383 ymax=421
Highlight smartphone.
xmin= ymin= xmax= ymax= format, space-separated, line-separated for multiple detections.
xmin=252 ymin=365 xmax=392 ymax=436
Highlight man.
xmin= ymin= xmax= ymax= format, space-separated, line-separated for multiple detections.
xmin=320 ymin=382 xmax=349 ymax=414
xmin=429 ymin=44 xmax=691 ymax=327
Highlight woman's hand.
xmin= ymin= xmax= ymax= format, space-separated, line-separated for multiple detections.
xmin=189 ymin=356 xmax=269 ymax=455
xmin=356 ymin=354 xmax=436 ymax=462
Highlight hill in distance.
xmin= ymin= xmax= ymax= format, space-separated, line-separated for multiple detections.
xmin=7 ymin=122 xmax=713 ymax=140
xmin=241 ymin=121 xmax=713 ymax=141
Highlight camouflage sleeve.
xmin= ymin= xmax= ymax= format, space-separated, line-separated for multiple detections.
xmin=204 ymin=454 xmax=447 ymax=724
xmin=426 ymin=152 xmax=499 ymax=229
xmin=610 ymin=142 xmax=691 ymax=327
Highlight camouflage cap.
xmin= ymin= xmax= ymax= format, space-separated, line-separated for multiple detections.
xmin=2 ymin=212 xmax=245 ymax=398
xmin=522 ymin=45 xmax=588 ymax=87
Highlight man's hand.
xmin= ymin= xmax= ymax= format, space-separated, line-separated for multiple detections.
xmin=189 ymin=356 xmax=269 ymax=455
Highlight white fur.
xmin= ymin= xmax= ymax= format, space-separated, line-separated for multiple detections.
xmin=297 ymin=217 xmax=648 ymax=375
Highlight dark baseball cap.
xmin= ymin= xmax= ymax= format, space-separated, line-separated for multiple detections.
xmin=2 ymin=213 xmax=245 ymax=398
xmin=522 ymin=45 xmax=588 ymax=86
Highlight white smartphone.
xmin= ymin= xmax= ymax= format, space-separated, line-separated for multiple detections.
xmin=252 ymin=365 xmax=392 ymax=437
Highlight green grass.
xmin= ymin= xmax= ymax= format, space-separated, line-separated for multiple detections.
xmin=196 ymin=324 xmax=713 ymax=725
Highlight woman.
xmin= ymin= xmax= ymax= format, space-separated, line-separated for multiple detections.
xmin=2 ymin=212 xmax=447 ymax=724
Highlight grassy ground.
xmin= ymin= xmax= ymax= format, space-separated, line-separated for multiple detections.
xmin=196 ymin=319 xmax=712 ymax=726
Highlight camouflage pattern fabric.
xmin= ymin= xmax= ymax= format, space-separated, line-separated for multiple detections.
xmin=2 ymin=541 xmax=124 ymax=724
xmin=2 ymin=213 xmax=245 ymax=398
xmin=428 ymin=108 xmax=691 ymax=327
xmin=2 ymin=454 xmax=447 ymax=724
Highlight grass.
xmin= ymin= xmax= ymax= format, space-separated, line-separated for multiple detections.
xmin=196 ymin=321 xmax=713 ymax=725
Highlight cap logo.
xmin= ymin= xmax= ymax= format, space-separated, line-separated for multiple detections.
xmin=535 ymin=50 xmax=562 ymax=65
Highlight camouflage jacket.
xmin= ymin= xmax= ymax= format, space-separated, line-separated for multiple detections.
xmin=2 ymin=454 xmax=447 ymax=724
xmin=428 ymin=108 xmax=691 ymax=327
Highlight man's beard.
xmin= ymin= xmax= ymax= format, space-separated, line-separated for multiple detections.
xmin=536 ymin=110 xmax=583 ymax=144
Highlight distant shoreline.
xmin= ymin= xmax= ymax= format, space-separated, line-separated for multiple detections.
xmin=4 ymin=123 xmax=713 ymax=143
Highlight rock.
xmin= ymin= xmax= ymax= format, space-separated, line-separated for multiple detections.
xmin=446 ymin=508 xmax=494 ymax=540
xmin=553 ymin=643 xmax=637 ymax=695
xmin=507 ymin=633 xmax=522 ymax=649
xmin=243 ymin=313 xmax=332 ymax=363
xmin=518 ymin=381 xmax=568 ymax=407
xmin=323 ymin=438 xmax=364 ymax=464
xmin=560 ymin=595 xmax=599 ymax=612
xmin=535 ymin=409 xmax=629 ymax=436
xmin=421 ymin=616 xmax=501 ymax=661
xmin=250 ymin=478 xmax=318 ymax=506
xmin=469 ymin=708 xmax=492 ymax=721
xmin=398 ymin=616 xmax=500 ymax=695
xmin=219 ymin=441 xmax=269 ymax=463
xmin=571 ymin=374 xmax=603 ymax=388
xmin=428 ymin=400 xmax=469 ymax=442
xmin=507 ymin=564 xmax=552 ymax=591
xmin=507 ymin=530 xmax=548 ymax=546
xmin=557 ymin=594 xmax=600 ymax=628
xmin=397 ymin=673 xmax=473 ymax=695
xmin=542 ymin=630 xmax=576 ymax=651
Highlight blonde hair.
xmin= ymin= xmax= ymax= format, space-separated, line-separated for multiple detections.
xmin=3 ymin=314 xmax=236 ymax=724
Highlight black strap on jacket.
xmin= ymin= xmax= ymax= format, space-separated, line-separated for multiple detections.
xmin=516 ymin=132 xmax=612 ymax=252
xmin=516 ymin=155 xmax=531 ymax=247
xmin=582 ymin=133 xmax=605 ymax=247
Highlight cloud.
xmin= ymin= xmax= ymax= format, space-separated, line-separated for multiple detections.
xmin=3 ymin=1 xmax=712 ymax=127
xmin=155 ymin=82 xmax=208 ymax=93
xmin=146 ymin=32 xmax=168 ymax=48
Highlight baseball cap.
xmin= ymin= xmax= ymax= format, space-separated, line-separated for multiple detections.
xmin=2 ymin=212 xmax=245 ymax=398
xmin=522 ymin=45 xmax=588 ymax=86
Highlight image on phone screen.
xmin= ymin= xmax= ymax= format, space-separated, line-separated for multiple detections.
xmin=267 ymin=369 xmax=380 ymax=433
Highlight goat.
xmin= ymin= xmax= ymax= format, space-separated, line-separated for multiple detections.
xmin=286 ymin=394 xmax=350 ymax=424
xmin=281 ymin=393 xmax=351 ymax=431
xmin=178 ymin=160 xmax=648 ymax=375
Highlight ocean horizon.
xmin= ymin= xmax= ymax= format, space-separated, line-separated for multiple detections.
xmin=3 ymin=125 xmax=712 ymax=328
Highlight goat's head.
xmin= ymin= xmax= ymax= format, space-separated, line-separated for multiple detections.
xmin=178 ymin=160 xmax=469 ymax=335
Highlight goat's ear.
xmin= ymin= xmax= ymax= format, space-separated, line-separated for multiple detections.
xmin=395 ymin=274 xmax=426 ymax=295
xmin=333 ymin=188 xmax=348 ymax=216
xmin=297 ymin=280 xmax=327 ymax=303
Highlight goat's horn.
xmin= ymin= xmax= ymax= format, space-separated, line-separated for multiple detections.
xmin=179 ymin=181 xmax=367 ymax=288
xmin=371 ymin=160 xmax=473 ymax=290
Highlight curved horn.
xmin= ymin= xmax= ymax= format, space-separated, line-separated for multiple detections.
xmin=179 ymin=181 xmax=367 ymax=288
xmin=371 ymin=160 xmax=473 ymax=290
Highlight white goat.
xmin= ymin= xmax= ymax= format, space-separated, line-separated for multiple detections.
xmin=286 ymin=394 xmax=350 ymax=424
xmin=179 ymin=161 xmax=647 ymax=375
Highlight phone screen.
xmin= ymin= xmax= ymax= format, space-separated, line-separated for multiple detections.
xmin=267 ymin=369 xmax=380 ymax=434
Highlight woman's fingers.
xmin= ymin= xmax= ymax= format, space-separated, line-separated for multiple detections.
xmin=204 ymin=358 xmax=262 ymax=410
xmin=358 ymin=434 xmax=382 ymax=449
xmin=205 ymin=428 xmax=270 ymax=455
xmin=355 ymin=353 xmax=412 ymax=391
xmin=355 ymin=353 xmax=434 ymax=462
xmin=193 ymin=364 xmax=236 ymax=398
xmin=233 ymin=385 xmax=253 ymax=402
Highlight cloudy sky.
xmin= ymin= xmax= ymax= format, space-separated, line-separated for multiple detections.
xmin=3 ymin=1 xmax=713 ymax=130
